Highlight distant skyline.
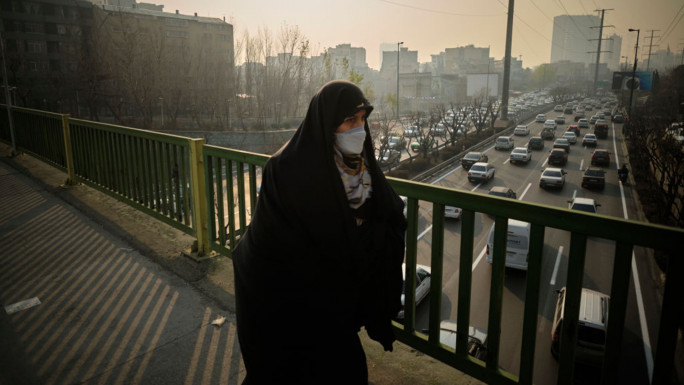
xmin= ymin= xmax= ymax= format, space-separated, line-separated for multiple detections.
xmin=159 ymin=0 xmax=683 ymax=70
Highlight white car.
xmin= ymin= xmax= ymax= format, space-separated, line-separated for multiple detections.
xmin=509 ymin=147 xmax=531 ymax=164
xmin=582 ymin=133 xmax=598 ymax=146
xmin=514 ymin=125 xmax=530 ymax=136
xmin=568 ymin=197 xmax=600 ymax=213
xmin=467 ymin=162 xmax=496 ymax=183
xmin=495 ymin=135 xmax=515 ymax=150
xmin=561 ymin=131 xmax=577 ymax=144
xmin=444 ymin=206 xmax=462 ymax=219
xmin=432 ymin=320 xmax=488 ymax=360
xmin=540 ymin=167 xmax=566 ymax=189
xmin=397 ymin=263 xmax=431 ymax=319
xmin=404 ymin=125 xmax=420 ymax=137
xmin=544 ymin=120 xmax=558 ymax=130
xmin=535 ymin=114 xmax=546 ymax=123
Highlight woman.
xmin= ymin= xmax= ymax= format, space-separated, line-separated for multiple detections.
xmin=233 ymin=80 xmax=406 ymax=384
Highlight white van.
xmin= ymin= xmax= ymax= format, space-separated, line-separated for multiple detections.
xmin=551 ymin=287 xmax=610 ymax=366
xmin=485 ymin=219 xmax=531 ymax=270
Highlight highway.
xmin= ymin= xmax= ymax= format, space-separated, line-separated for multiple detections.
xmin=407 ymin=109 xmax=657 ymax=384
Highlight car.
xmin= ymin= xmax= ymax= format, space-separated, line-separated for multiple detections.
xmin=535 ymin=114 xmax=546 ymax=123
xmin=495 ymin=136 xmax=515 ymax=151
xmin=514 ymin=125 xmax=530 ymax=136
xmin=540 ymin=127 xmax=555 ymax=140
xmin=429 ymin=320 xmax=488 ymax=361
xmin=378 ymin=149 xmax=401 ymax=167
xmin=509 ymin=147 xmax=532 ymax=164
xmin=387 ymin=135 xmax=406 ymax=149
xmin=544 ymin=120 xmax=557 ymax=130
xmin=561 ymin=131 xmax=577 ymax=144
xmin=591 ymin=149 xmax=610 ymax=166
xmin=410 ymin=137 xmax=434 ymax=152
xmin=551 ymin=287 xmax=610 ymax=366
xmin=488 ymin=186 xmax=517 ymax=199
xmin=577 ymin=118 xmax=590 ymax=129
xmin=404 ymin=125 xmax=420 ymax=137
xmin=566 ymin=125 xmax=580 ymax=136
xmin=589 ymin=114 xmax=600 ymax=125
xmin=555 ymin=116 xmax=566 ymax=124
xmin=467 ymin=162 xmax=495 ymax=183
xmin=444 ymin=206 xmax=462 ymax=219
xmin=568 ymin=197 xmax=600 ymax=213
xmin=461 ymin=151 xmax=489 ymax=170
xmin=582 ymin=133 xmax=598 ymax=146
xmin=574 ymin=112 xmax=586 ymax=122
xmin=397 ymin=263 xmax=431 ymax=319
xmin=527 ymin=136 xmax=544 ymax=151
xmin=430 ymin=123 xmax=447 ymax=136
xmin=548 ymin=148 xmax=568 ymax=166
xmin=564 ymin=106 xmax=574 ymax=114
xmin=540 ymin=167 xmax=566 ymax=189
xmin=553 ymin=138 xmax=570 ymax=153
xmin=554 ymin=105 xmax=563 ymax=112
xmin=612 ymin=113 xmax=624 ymax=123
xmin=582 ymin=167 xmax=606 ymax=190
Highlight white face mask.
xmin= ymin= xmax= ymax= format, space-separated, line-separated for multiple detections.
xmin=334 ymin=125 xmax=366 ymax=155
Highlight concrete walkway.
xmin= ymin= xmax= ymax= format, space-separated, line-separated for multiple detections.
xmin=0 ymin=144 xmax=479 ymax=385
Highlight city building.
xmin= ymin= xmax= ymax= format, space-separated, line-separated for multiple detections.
xmin=0 ymin=0 xmax=234 ymax=126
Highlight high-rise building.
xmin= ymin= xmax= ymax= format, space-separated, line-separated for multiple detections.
xmin=551 ymin=15 xmax=600 ymax=66
xmin=601 ymin=33 xmax=622 ymax=71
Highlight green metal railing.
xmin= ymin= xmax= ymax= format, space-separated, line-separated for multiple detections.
xmin=1 ymin=105 xmax=682 ymax=385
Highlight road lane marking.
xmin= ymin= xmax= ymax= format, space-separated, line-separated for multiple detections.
xmin=579 ymin=159 xmax=584 ymax=171
xmin=550 ymin=246 xmax=564 ymax=286
xmin=503 ymin=158 xmax=510 ymax=165
xmin=614 ymin=121 xmax=653 ymax=383
xmin=472 ymin=245 xmax=488 ymax=272
xmin=519 ymin=183 xmax=531 ymax=200
xmin=632 ymin=252 xmax=654 ymax=383
xmin=542 ymin=157 xmax=548 ymax=168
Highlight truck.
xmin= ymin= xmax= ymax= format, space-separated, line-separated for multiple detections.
xmin=594 ymin=119 xmax=609 ymax=139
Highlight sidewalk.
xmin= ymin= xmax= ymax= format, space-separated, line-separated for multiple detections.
xmin=0 ymin=143 xmax=480 ymax=385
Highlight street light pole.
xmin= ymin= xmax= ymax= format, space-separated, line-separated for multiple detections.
xmin=396 ymin=41 xmax=403 ymax=120
xmin=628 ymin=28 xmax=640 ymax=119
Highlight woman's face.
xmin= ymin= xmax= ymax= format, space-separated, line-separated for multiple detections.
xmin=335 ymin=110 xmax=367 ymax=133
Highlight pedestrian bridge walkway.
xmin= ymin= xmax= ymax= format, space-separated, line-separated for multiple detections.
xmin=1 ymin=105 xmax=682 ymax=385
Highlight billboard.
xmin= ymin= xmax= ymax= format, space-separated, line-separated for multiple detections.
xmin=611 ymin=71 xmax=653 ymax=91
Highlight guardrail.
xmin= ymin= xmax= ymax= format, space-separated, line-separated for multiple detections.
xmin=1 ymin=104 xmax=682 ymax=385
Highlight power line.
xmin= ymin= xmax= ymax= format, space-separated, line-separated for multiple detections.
xmin=659 ymin=5 xmax=684 ymax=43
xmin=658 ymin=3 xmax=684 ymax=44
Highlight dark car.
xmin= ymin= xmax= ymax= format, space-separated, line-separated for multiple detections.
xmin=582 ymin=167 xmax=606 ymax=190
xmin=574 ymin=112 xmax=586 ymax=122
xmin=553 ymin=138 xmax=570 ymax=153
xmin=591 ymin=149 xmax=610 ymax=166
xmin=461 ymin=151 xmax=489 ymax=170
xmin=612 ymin=114 xmax=625 ymax=123
xmin=528 ymin=136 xmax=544 ymax=150
xmin=541 ymin=127 xmax=555 ymax=140
xmin=564 ymin=106 xmax=574 ymax=114
xmin=548 ymin=149 xmax=568 ymax=166
xmin=488 ymin=186 xmax=517 ymax=199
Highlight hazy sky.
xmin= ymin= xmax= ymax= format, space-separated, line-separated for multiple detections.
xmin=160 ymin=0 xmax=683 ymax=70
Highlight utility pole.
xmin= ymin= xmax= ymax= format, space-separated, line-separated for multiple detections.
xmin=500 ymin=0 xmax=514 ymax=121
xmin=645 ymin=30 xmax=660 ymax=71
xmin=590 ymin=9 xmax=613 ymax=93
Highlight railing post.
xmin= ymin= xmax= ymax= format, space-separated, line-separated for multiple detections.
xmin=61 ymin=114 xmax=76 ymax=185
xmin=189 ymin=138 xmax=210 ymax=256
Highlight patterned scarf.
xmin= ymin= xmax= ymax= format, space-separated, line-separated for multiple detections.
xmin=333 ymin=146 xmax=372 ymax=209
